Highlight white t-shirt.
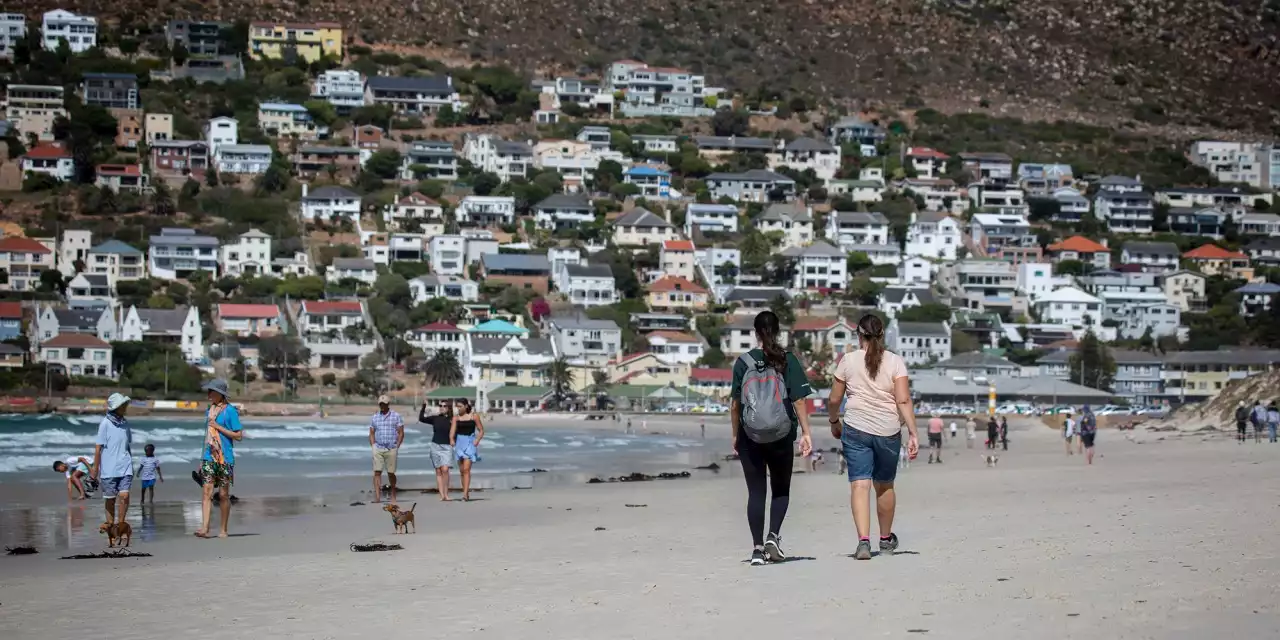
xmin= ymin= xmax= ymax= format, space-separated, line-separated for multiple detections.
xmin=1064 ymin=418 xmax=1076 ymax=437
xmin=834 ymin=349 xmax=909 ymax=437
xmin=64 ymin=455 xmax=91 ymax=478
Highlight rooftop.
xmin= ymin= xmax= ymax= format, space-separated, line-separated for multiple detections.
xmin=1183 ymin=244 xmax=1247 ymax=260
xmin=302 ymin=300 xmax=362 ymax=315
xmin=0 ymin=236 xmax=52 ymax=254
xmin=614 ymin=208 xmax=673 ymax=228
xmin=44 ymin=334 xmax=111 ymax=349
xmin=1048 ymin=236 xmax=1109 ymax=254
xmin=217 ymin=303 xmax=280 ymax=319
xmin=482 ymin=253 xmax=551 ymax=273
xmin=648 ymin=276 xmax=707 ymax=294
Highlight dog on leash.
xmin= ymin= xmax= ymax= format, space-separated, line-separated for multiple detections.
xmin=99 ymin=521 xmax=132 ymax=547
xmin=383 ymin=502 xmax=417 ymax=534
xmin=982 ymin=454 xmax=1000 ymax=468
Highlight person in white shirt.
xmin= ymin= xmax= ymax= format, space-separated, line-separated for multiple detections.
xmin=1063 ymin=414 xmax=1077 ymax=455
xmin=949 ymin=421 xmax=958 ymax=439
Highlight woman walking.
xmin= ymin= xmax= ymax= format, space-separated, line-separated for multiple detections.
xmin=827 ymin=314 xmax=919 ymax=560
xmin=451 ymin=398 xmax=485 ymax=501
xmin=730 ymin=310 xmax=813 ymax=566
xmin=420 ymin=400 xmax=455 ymax=501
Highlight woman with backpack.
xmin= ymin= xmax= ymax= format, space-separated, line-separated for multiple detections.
xmin=730 ymin=310 xmax=814 ymax=566
xmin=827 ymin=314 xmax=920 ymax=560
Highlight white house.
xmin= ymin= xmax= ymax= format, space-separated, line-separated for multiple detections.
xmin=828 ymin=179 xmax=884 ymax=204
xmin=902 ymin=178 xmax=966 ymax=214
xmin=685 ymin=203 xmax=739 ymax=236
xmin=782 ymin=241 xmax=847 ymax=291
xmin=898 ymin=256 xmax=934 ymax=286
xmin=906 ymin=147 xmax=949 ymax=179
xmin=311 ymin=69 xmax=367 ymax=114
xmin=753 ymin=203 xmax=814 ymax=250
xmin=148 ymin=228 xmax=218 ymax=280
xmin=214 ymin=144 xmax=272 ymax=175
xmin=645 ymin=330 xmax=704 ymax=365
xmin=827 ymin=211 xmax=891 ymax=252
xmin=401 ymin=140 xmax=458 ymax=181
xmin=40 ymin=334 xmax=113 ymax=378
xmin=1093 ymin=176 xmax=1154 ymax=234
xmin=533 ymin=193 xmax=594 ymax=231
xmin=85 ymin=239 xmax=146 ymax=286
xmin=878 ymin=287 xmax=935 ymax=319
xmin=548 ymin=315 xmax=622 ymax=367
xmin=456 ymin=196 xmax=516 ymax=226
xmin=905 ymin=211 xmax=961 ymax=260
xmin=959 ymin=152 xmax=1014 ymax=183
xmin=297 ymin=300 xmax=376 ymax=369
xmin=20 ymin=143 xmax=75 ymax=182
xmin=1120 ymin=241 xmax=1180 ymax=272
xmin=770 ymin=138 xmax=839 ymax=181
xmin=366 ymin=75 xmax=462 ymax=115
xmin=1032 ymin=287 xmax=1103 ymax=327
xmin=119 ymin=305 xmax=204 ymax=362
xmin=467 ymin=336 xmax=557 ymax=387
xmin=204 ymin=116 xmax=237 ymax=156
xmin=461 ymin=134 xmax=532 ymax=183
xmin=1236 ymin=282 xmax=1280 ymax=317
xmin=409 ymin=275 xmax=480 ymax=304
xmin=428 ymin=235 xmax=467 ymax=276
xmin=612 ymin=208 xmax=678 ymax=246
xmin=34 ymin=305 xmax=118 ymax=348
xmin=1017 ymin=262 xmax=1072 ymax=302
xmin=660 ymin=240 xmax=696 ymax=280
xmin=533 ymin=139 xmax=625 ymax=193
xmin=559 ymin=263 xmax=618 ymax=308
xmin=42 ymin=9 xmax=97 ymax=53
xmin=383 ymin=192 xmax=444 ymax=229
xmin=0 ymin=13 xmax=27 ymax=61
xmin=887 ymin=320 xmax=952 ymax=366
xmin=704 ymin=170 xmax=796 ymax=203
xmin=220 ymin=228 xmax=272 ymax=277
xmin=326 ymin=258 xmax=377 ymax=285
xmin=65 ymin=273 xmax=113 ymax=309
xmin=301 ymin=185 xmax=362 ymax=222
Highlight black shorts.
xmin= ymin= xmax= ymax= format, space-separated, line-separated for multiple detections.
xmin=1081 ymin=433 xmax=1096 ymax=448
xmin=1238 ymin=421 xmax=1248 ymax=433
xmin=928 ymin=433 xmax=943 ymax=447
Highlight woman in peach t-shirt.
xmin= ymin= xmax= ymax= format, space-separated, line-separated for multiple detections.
xmin=828 ymin=314 xmax=920 ymax=560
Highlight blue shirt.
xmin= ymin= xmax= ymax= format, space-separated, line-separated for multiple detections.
xmin=370 ymin=410 xmax=405 ymax=449
xmin=202 ymin=404 xmax=243 ymax=465
xmin=94 ymin=414 xmax=133 ymax=479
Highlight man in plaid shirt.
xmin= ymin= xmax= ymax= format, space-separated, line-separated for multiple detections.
xmin=369 ymin=394 xmax=405 ymax=503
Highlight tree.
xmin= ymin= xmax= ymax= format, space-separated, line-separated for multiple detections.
xmin=847 ymin=251 xmax=873 ymax=274
xmin=1067 ymin=330 xmax=1116 ymax=391
xmin=768 ymin=294 xmax=796 ymax=325
xmin=230 ymin=356 xmax=258 ymax=384
xmin=321 ymin=372 xmax=337 ymax=386
xmin=1027 ymin=197 xmax=1061 ymax=221
xmin=364 ymin=149 xmax=402 ymax=180
xmin=472 ymin=172 xmax=501 ymax=196
xmin=1055 ymin=260 xmax=1086 ymax=276
xmin=171 ymin=42 xmax=189 ymax=66
xmin=435 ymin=104 xmax=461 ymax=127
xmin=38 ymin=270 xmax=65 ymax=295
xmin=146 ymin=293 xmax=176 ymax=309
xmin=951 ymin=329 xmax=980 ymax=353
xmin=547 ymin=356 xmax=575 ymax=408
xmin=593 ymin=159 xmax=624 ymax=192
xmin=258 ymin=335 xmax=311 ymax=383
xmin=710 ymin=110 xmax=749 ymax=137
xmin=150 ymin=181 xmax=176 ymax=217
xmin=303 ymin=100 xmax=339 ymax=128
xmin=205 ymin=168 xmax=220 ymax=188
xmin=423 ymin=349 xmax=464 ymax=386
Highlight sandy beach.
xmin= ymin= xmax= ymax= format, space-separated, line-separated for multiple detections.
xmin=2 ymin=421 xmax=1278 ymax=639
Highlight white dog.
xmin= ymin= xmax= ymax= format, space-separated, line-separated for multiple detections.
xmin=982 ymin=454 xmax=1000 ymax=467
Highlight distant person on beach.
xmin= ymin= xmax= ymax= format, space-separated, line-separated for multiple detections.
xmin=53 ymin=454 xmax=95 ymax=500
xmin=986 ymin=416 xmax=999 ymax=450
xmin=1063 ymin=414 xmax=1076 ymax=455
xmin=1251 ymin=401 xmax=1267 ymax=444
xmin=829 ymin=314 xmax=919 ymax=561
xmin=369 ymin=394 xmax=405 ymax=504
xmin=731 ymin=310 xmax=813 ymax=566
xmin=91 ymin=393 xmax=133 ymax=533
xmin=197 ymin=379 xmax=243 ymax=538
xmin=701 ymin=419 xmax=706 ymax=439
xmin=452 ymin=398 xmax=485 ymax=502
xmin=1235 ymin=402 xmax=1249 ymax=443
xmin=966 ymin=416 xmax=976 ymax=449
xmin=136 ymin=443 xmax=162 ymax=505
xmin=1000 ymin=417 xmax=1009 ymax=451
xmin=927 ymin=413 xmax=944 ymax=464
xmin=1079 ymin=405 xmax=1097 ymax=465
xmin=949 ymin=421 xmax=957 ymax=439
xmin=1267 ymin=402 xmax=1280 ymax=444
xmin=420 ymin=400 xmax=455 ymax=501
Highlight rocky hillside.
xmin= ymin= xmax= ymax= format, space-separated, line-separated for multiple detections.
xmin=14 ymin=0 xmax=1280 ymax=131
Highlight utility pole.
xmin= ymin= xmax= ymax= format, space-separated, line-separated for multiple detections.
xmin=164 ymin=349 xmax=170 ymax=396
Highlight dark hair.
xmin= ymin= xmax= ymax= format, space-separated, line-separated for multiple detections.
xmin=456 ymin=398 xmax=473 ymax=415
xmin=144 ymin=444 xmax=155 ymax=454
xmin=753 ymin=310 xmax=787 ymax=371
xmin=52 ymin=460 xmax=65 ymax=471
xmin=438 ymin=400 xmax=454 ymax=419
xmin=857 ymin=314 xmax=887 ymax=379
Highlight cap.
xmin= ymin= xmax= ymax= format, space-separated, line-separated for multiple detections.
xmin=106 ymin=393 xmax=131 ymax=411
xmin=377 ymin=394 xmax=391 ymax=405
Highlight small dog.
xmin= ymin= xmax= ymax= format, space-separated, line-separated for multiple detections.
xmin=98 ymin=521 xmax=132 ymax=547
xmin=982 ymin=454 xmax=1000 ymax=468
xmin=383 ymin=503 xmax=417 ymax=534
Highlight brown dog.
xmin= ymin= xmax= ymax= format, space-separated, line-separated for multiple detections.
xmin=383 ymin=502 xmax=416 ymax=534
xmin=98 ymin=521 xmax=132 ymax=547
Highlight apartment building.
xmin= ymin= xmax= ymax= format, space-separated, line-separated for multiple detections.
xmin=461 ymin=135 xmax=533 ymax=183
xmin=0 ymin=236 xmax=54 ymax=292
xmin=455 ymin=195 xmax=516 ymax=226
xmin=0 ymin=13 xmax=26 ymax=60
xmin=249 ymin=21 xmax=343 ymax=63
xmin=612 ymin=208 xmax=678 ymax=246
xmin=1188 ymin=141 xmax=1270 ymax=189
xmin=401 ymin=140 xmax=458 ymax=181
xmin=149 ymin=140 xmax=210 ymax=178
xmin=752 ymin=203 xmax=814 ymax=250
xmin=685 ymin=203 xmax=739 ymax=236
xmin=148 ymin=228 xmax=219 ymax=279
xmin=5 ymin=84 xmax=65 ymax=141
xmin=606 ymin=60 xmax=716 ymax=117
xmin=94 ymin=164 xmax=148 ymax=194
xmin=1093 ymin=176 xmax=1154 ymax=234
xmin=42 ymin=9 xmax=97 ymax=53
xmin=1162 ymin=349 xmax=1280 ymax=404
xmin=85 ymin=239 xmax=145 ymax=285
xmin=659 ymin=240 xmax=696 ymax=280
xmin=905 ymin=211 xmax=962 ymax=260
xmin=80 ymin=73 xmax=138 ymax=110
xmin=366 ymin=75 xmax=460 ymax=115
xmin=258 ymin=102 xmax=322 ymax=139
xmin=311 ymin=69 xmax=366 ymax=114
xmin=704 ymin=169 xmax=796 ymax=203
xmin=783 ymin=241 xmax=848 ymax=291
xmin=215 ymin=144 xmax=272 ymax=175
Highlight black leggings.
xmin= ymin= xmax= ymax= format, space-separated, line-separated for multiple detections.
xmin=738 ymin=433 xmax=794 ymax=547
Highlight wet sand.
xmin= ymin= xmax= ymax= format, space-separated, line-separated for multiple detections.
xmin=2 ymin=423 xmax=1279 ymax=639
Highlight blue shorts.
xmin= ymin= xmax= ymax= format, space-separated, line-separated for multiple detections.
xmin=141 ymin=478 xmax=156 ymax=489
xmin=455 ymin=434 xmax=478 ymax=462
xmin=842 ymin=426 xmax=901 ymax=484
xmin=101 ymin=475 xmax=133 ymax=499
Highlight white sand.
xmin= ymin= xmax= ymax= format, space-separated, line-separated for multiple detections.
xmin=3 ymin=423 xmax=1279 ymax=639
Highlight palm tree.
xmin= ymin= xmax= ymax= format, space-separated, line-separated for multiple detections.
xmin=547 ymin=357 xmax=575 ymax=408
xmin=423 ymin=349 xmax=464 ymax=387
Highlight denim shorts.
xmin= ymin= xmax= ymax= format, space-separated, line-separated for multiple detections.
xmin=101 ymin=475 xmax=133 ymax=499
xmin=842 ymin=426 xmax=901 ymax=484
xmin=140 ymin=478 xmax=156 ymax=489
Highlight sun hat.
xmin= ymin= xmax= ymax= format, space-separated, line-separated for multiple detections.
xmin=377 ymin=394 xmax=391 ymax=405
xmin=106 ymin=393 xmax=131 ymax=412
xmin=202 ymin=378 xmax=231 ymax=399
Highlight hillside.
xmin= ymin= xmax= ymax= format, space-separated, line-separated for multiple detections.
xmin=9 ymin=0 xmax=1280 ymax=132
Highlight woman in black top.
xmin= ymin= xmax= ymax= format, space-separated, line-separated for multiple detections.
xmin=451 ymin=398 xmax=485 ymax=502
xmin=419 ymin=401 xmax=455 ymax=501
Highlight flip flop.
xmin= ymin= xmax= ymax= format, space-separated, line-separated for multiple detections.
xmin=191 ymin=470 xmax=204 ymax=486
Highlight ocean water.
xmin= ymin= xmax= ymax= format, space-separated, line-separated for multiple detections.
xmin=0 ymin=413 xmax=713 ymax=491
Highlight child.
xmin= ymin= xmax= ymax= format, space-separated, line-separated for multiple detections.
xmin=52 ymin=455 xmax=95 ymax=500
xmin=136 ymin=444 xmax=163 ymax=504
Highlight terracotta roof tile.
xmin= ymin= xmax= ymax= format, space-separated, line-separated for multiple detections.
xmin=43 ymin=334 xmax=110 ymax=348
xmin=1048 ymin=236 xmax=1109 ymax=254
xmin=1183 ymin=244 xmax=1247 ymax=260
xmin=0 ymin=236 xmax=52 ymax=253
xmin=0 ymin=301 xmax=21 ymax=318
xmin=691 ymin=367 xmax=733 ymax=382
xmin=662 ymin=240 xmax=695 ymax=252
xmin=647 ymin=330 xmax=699 ymax=343
xmin=217 ymin=303 xmax=280 ymax=319
xmin=648 ymin=276 xmax=707 ymax=294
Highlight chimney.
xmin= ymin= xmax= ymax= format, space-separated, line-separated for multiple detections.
xmin=301 ymin=183 xmax=308 ymax=198
xmin=664 ymin=207 xmax=672 ymax=225
xmin=1100 ymin=238 xmax=1109 ymax=248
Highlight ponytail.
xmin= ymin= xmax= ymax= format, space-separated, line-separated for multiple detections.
xmin=753 ymin=310 xmax=788 ymax=371
xmin=858 ymin=314 xmax=886 ymax=379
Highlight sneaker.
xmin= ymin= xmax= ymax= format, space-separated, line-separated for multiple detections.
xmin=750 ymin=548 xmax=766 ymax=566
xmin=854 ymin=539 xmax=872 ymax=560
xmin=879 ymin=533 xmax=900 ymax=555
xmin=764 ymin=533 xmax=786 ymax=562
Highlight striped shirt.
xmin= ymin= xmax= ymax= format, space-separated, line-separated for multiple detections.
xmin=370 ymin=410 xmax=405 ymax=449
xmin=137 ymin=456 xmax=161 ymax=480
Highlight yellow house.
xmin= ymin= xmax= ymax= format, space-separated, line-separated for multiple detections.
xmin=610 ymin=352 xmax=690 ymax=387
xmin=646 ymin=275 xmax=709 ymax=311
xmin=249 ymin=21 xmax=344 ymax=63
xmin=1163 ymin=349 xmax=1280 ymax=403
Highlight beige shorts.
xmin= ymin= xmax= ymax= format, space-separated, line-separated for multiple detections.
xmin=372 ymin=447 xmax=398 ymax=473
